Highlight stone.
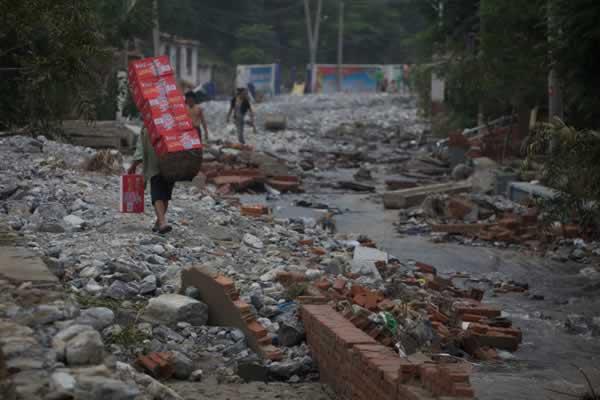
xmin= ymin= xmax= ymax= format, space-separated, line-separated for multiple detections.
xmin=230 ymin=328 xmax=246 ymax=342
xmin=140 ymin=274 xmax=158 ymax=294
xmin=53 ymin=325 xmax=95 ymax=359
xmin=65 ymin=330 xmax=104 ymax=366
xmin=51 ymin=371 xmax=77 ymax=392
xmin=237 ymin=362 xmax=269 ymax=382
xmin=223 ymin=339 xmax=248 ymax=357
xmin=142 ymin=294 xmax=208 ymax=326
xmin=268 ymin=360 xmax=303 ymax=379
xmin=31 ymin=304 xmax=66 ymax=325
xmin=305 ymin=269 xmax=323 ymax=280
xmin=277 ymin=319 xmax=306 ymax=347
xmin=76 ymin=308 xmax=115 ymax=331
xmin=85 ymin=280 xmax=104 ymax=294
xmin=243 ymin=233 xmax=264 ymax=249
xmin=63 ymin=214 xmax=85 ymax=228
xmin=452 ymin=163 xmax=474 ymax=181
xmin=350 ymin=246 xmax=385 ymax=280
xmin=38 ymin=222 xmax=67 ymax=233
xmin=34 ymin=202 xmax=68 ymax=221
xmin=116 ymin=361 xmax=184 ymax=400
xmin=74 ymin=376 xmax=139 ymax=400
xmin=184 ymin=286 xmax=201 ymax=299
xmin=200 ymin=196 xmax=216 ymax=208
xmin=172 ymin=351 xmax=194 ymax=380
xmin=79 ymin=265 xmax=103 ymax=279
xmin=106 ymin=280 xmax=138 ymax=300
xmin=190 ymin=369 xmax=204 ymax=382
xmin=565 ymin=314 xmax=589 ymax=335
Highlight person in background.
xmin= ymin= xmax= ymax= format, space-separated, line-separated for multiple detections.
xmin=185 ymin=91 xmax=210 ymax=143
xmin=128 ymin=128 xmax=174 ymax=235
xmin=226 ymin=88 xmax=255 ymax=145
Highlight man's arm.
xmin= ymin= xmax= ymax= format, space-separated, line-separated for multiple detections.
xmin=197 ymin=107 xmax=210 ymax=142
xmin=128 ymin=130 xmax=144 ymax=174
xmin=247 ymin=100 xmax=255 ymax=122
xmin=226 ymin=99 xmax=234 ymax=122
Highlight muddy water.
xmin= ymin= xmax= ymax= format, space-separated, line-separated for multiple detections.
xmin=242 ymin=191 xmax=600 ymax=400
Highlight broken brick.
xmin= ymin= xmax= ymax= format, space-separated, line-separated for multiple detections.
xmin=448 ymin=197 xmax=476 ymax=220
xmin=311 ymin=247 xmax=327 ymax=256
xmin=136 ymin=352 xmax=175 ymax=380
xmin=247 ymin=321 xmax=268 ymax=339
xmin=333 ymin=277 xmax=347 ymax=292
xmin=315 ymin=279 xmax=332 ymax=291
xmin=241 ymin=204 xmax=270 ymax=217
xmin=275 ymin=271 xmax=307 ymax=286
xmin=416 ymin=261 xmax=437 ymax=275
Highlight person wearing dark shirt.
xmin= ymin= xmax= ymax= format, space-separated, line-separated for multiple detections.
xmin=226 ymin=88 xmax=254 ymax=144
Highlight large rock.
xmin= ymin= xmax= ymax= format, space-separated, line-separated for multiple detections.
xmin=172 ymin=351 xmax=194 ymax=380
xmin=106 ymin=280 xmax=138 ymax=300
xmin=65 ymin=330 xmax=104 ymax=366
xmin=76 ymin=308 xmax=115 ymax=331
xmin=142 ymin=294 xmax=208 ymax=326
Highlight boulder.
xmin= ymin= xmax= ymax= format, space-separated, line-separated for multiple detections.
xmin=142 ymin=294 xmax=208 ymax=326
xmin=172 ymin=351 xmax=194 ymax=380
xmin=65 ymin=330 xmax=104 ymax=366
xmin=76 ymin=308 xmax=115 ymax=331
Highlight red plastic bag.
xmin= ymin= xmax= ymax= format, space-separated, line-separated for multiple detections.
xmin=120 ymin=174 xmax=144 ymax=213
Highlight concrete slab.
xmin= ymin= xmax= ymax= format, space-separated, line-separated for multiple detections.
xmin=509 ymin=182 xmax=557 ymax=204
xmin=0 ymin=247 xmax=58 ymax=282
xmin=383 ymin=181 xmax=472 ymax=209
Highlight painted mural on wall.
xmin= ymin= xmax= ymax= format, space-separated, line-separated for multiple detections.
xmin=312 ymin=65 xmax=380 ymax=94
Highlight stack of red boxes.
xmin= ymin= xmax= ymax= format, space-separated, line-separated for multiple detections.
xmin=128 ymin=56 xmax=202 ymax=157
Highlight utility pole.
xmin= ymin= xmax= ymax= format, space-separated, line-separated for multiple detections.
xmin=152 ymin=0 xmax=160 ymax=57
xmin=303 ymin=0 xmax=323 ymax=92
xmin=337 ymin=1 xmax=345 ymax=92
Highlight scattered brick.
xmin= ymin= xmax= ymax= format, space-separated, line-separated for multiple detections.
xmin=136 ymin=352 xmax=175 ymax=380
xmin=333 ymin=277 xmax=347 ymax=292
xmin=241 ymin=204 xmax=270 ymax=217
xmin=315 ymin=279 xmax=332 ymax=291
xmin=311 ymin=247 xmax=327 ymax=256
xmin=416 ymin=262 xmax=437 ymax=275
xmin=275 ymin=271 xmax=307 ymax=286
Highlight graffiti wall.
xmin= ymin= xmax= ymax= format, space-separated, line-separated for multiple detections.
xmin=310 ymin=65 xmax=381 ymax=94
xmin=236 ymin=64 xmax=281 ymax=97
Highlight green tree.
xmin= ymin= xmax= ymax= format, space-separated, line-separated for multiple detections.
xmin=0 ymin=0 xmax=110 ymax=131
xmin=552 ymin=0 xmax=600 ymax=129
xmin=231 ymin=24 xmax=277 ymax=65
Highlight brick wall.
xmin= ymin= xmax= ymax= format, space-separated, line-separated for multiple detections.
xmin=301 ymin=304 xmax=475 ymax=400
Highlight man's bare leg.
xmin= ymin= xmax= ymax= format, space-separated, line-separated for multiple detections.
xmin=154 ymin=200 xmax=168 ymax=228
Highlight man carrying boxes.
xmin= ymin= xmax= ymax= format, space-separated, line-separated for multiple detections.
xmin=125 ymin=56 xmax=204 ymax=234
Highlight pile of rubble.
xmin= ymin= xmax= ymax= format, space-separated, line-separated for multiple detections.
xmin=393 ymin=191 xmax=600 ymax=262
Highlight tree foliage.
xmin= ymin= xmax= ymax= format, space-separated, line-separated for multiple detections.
xmin=0 ymin=0 xmax=111 ymax=131
xmin=527 ymin=119 xmax=600 ymax=231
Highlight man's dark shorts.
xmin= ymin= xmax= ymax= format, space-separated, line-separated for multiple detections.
xmin=150 ymin=175 xmax=175 ymax=205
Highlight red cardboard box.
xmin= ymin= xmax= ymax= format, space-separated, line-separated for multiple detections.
xmin=128 ymin=55 xmax=174 ymax=82
xmin=120 ymin=174 xmax=144 ymax=213
xmin=131 ymin=76 xmax=179 ymax=108
xmin=155 ymin=131 xmax=202 ymax=156
xmin=146 ymin=114 xmax=194 ymax=144
xmin=142 ymin=99 xmax=188 ymax=126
